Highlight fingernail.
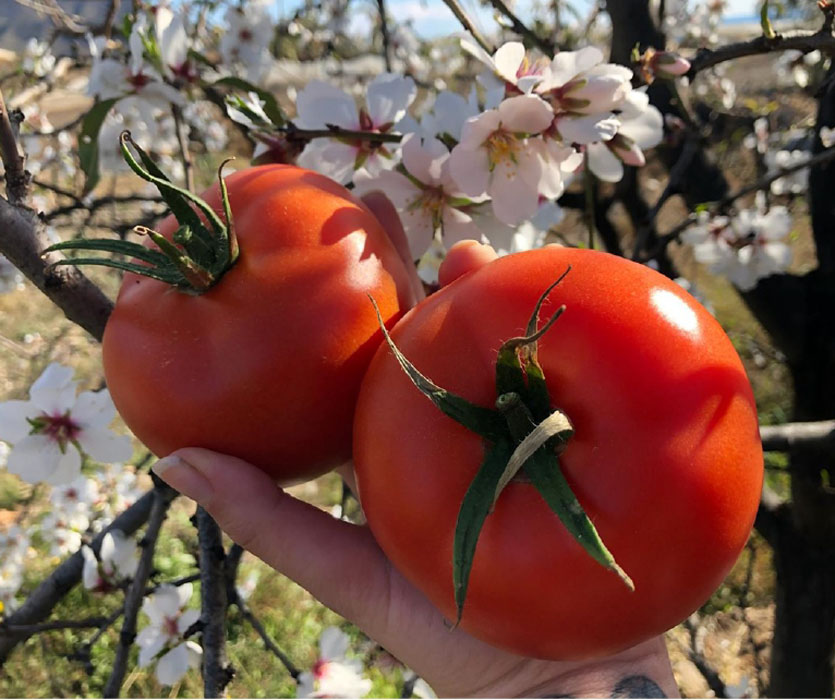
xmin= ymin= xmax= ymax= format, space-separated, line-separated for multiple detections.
xmin=152 ymin=454 xmax=213 ymax=503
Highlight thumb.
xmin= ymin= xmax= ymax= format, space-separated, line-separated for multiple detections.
xmin=152 ymin=448 xmax=391 ymax=629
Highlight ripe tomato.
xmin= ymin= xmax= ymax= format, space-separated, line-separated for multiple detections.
xmin=353 ymin=246 xmax=763 ymax=659
xmin=103 ymin=165 xmax=415 ymax=484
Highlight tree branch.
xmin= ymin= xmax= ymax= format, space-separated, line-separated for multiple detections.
xmin=196 ymin=507 xmax=233 ymax=697
xmin=687 ymin=28 xmax=835 ymax=78
xmin=0 ymin=87 xmax=29 ymax=206
xmin=103 ymin=483 xmax=176 ymax=698
xmin=485 ymin=0 xmax=555 ymax=55
xmin=0 ymin=617 xmax=112 ymax=637
xmin=761 ymin=420 xmax=835 ymax=451
xmin=438 ymin=0 xmax=494 ymax=54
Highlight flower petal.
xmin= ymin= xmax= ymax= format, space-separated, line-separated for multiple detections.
xmin=319 ymin=626 xmax=349 ymax=661
xmin=492 ymin=42 xmax=526 ymax=83
xmin=177 ymin=608 xmax=200 ymax=636
xmin=366 ymin=73 xmax=416 ymax=126
xmin=587 ymin=142 xmax=625 ymax=183
xmin=155 ymin=643 xmax=192 ymax=686
xmin=449 ymin=146 xmax=490 ymax=198
xmin=77 ymin=427 xmax=133 ymax=464
xmin=0 ymin=400 xmax=35 ymax=442
xmin=137 ymin=627 xmax=168 ymax=668
xmin=7 ymin=434 xmax=67 ymax=484
xmin=295 ymin=82 xmax=358 ymax=130
xmin=72 ymin=390 xmax=117 ymax=428
xmin=498 ymin=95 xmax=553 ymax=134
xmin=45 ymin=445 xmax=83 ymax=485
xmin=30 ymin=363 xmax=77 ymax=414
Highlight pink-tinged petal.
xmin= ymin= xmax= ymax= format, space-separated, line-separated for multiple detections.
xmin=401 ymin=134 xmax=448 ymax=185
xmin=155 ymin=644 xmax=192 ymax=686
xmin=365 ymin=170 xmax=420 ymax=210
xmin=77 ymin=427 xmax=133 ymax=464
xmin=449 ymin=146 xmax=490 ymax=197
xmin=560 ymin=149 xmax=584 ymax=173
xmin=177 ymin=608 xmax=201 ymax=636
xmin=609 ymin=135 xmax=646 ymax=167
xmin=489 ymin=161 xmax=540 ymax=225
xmin=295 ymin=82 xmax=358 ymax=130
xmin=620 ymin=106 xmax=664 ymax=150
xmin=458 ymin=110 xmax=501 ymax=149
xmin=7 ymin=434 xmax=66 ymax=483
xmin=297 ymin=140 xmax=356 ymax=185
xmin=72 ymin=390 xmax=117 ymax=428
xmin=619 ymin=88 xmax=651 ymax=120
xmin=441 ymin=207 xmax=482 ymax=248
xmin=399 ymin=207 xmax=437 ymax=260
xmin=428 ymin=91 xmax=478 ymax=141
xmin=546 ymin=47 xmax=604 ymax=88
xmin=30 ymin=363 xmax=77 ymax=414
xmin=567 ymin=71 xmax=631 ymax=113
xmin=587 ymin=142 xmax=624 ymax=183
xmin=516 ymin=150 xmax=545 ymax=190
xmin=0 ymin=400 xmax=35 ymax=442
xmin=45 ymin=446 xmax=83 ymax=485
xmin=366 ymin=73 xmax=416 ymax=125
xmin=492 ymin=42 xmax=526 ymax=83
xmin=137 ymin=627 xmax=168 ymax=668
xmin=556 ymin=113 xmax=619 ymax=144
xmin=498 ymin=95 xmax=554 ymax=134
xmin=529 ymin=140 xmax=565 ymax=199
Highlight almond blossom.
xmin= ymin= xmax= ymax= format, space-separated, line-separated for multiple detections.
xmin=219 ymin=0 xmax=276 ymax=82
xmin=0 ymin=364 xmax=133 ymax=485
xmin=295 ymin=74 xmax=416 ymax=185
xmin=356 ymin=133 xmax=482 ymax=257
xmin=297 ymin=627 xmax=372 ymax=698
xmin=449 ymin=95 xmax=557 ymax=224
xmin=682 ymin=205 xmax=793 ymax=291
xmin=82 ymin=530 xmax=140 ymax=592
xmin=137 ymin=583 xmax=202 ymax=686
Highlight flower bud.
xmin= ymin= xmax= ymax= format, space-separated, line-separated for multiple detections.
xmin=652 ymin=51 xmax=691 ymax=79
xmin=607 ymin=133 xmax=645 ymax=167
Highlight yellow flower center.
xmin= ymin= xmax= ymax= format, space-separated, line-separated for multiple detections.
xmin=486 ymin=129 xmax=518 ymax=169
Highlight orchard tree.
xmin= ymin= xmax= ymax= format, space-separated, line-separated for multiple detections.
xmin=0 ymin=0 xmax=833 ymax=696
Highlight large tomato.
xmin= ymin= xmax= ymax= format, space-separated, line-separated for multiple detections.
xmin=353 ymin=246 xmax=763 ymax=660
xmin=103 ymin=165 xmax=414 ymax=484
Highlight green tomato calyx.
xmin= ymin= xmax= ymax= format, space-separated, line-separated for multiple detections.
xmin=43 ymin=131 xmax=240 ymax=295
xmin=369 ymin=264 xmax=633 ymax=629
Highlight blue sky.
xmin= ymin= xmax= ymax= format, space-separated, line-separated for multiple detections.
xmin=278 ymin=0 xmax=757 ymax=38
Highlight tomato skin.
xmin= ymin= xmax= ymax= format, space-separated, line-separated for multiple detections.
xmin=353 ymin=247 xmax=763 ymax=659
xmin=103 ymin=165 xmax=414 ymax=484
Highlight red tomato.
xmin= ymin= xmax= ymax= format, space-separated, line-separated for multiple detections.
xmin=103 ymin=165 xmax=414 ymax=484
xmin=353 ymin=247 xmax=763 ymax=659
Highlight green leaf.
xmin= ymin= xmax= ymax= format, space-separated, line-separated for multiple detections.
xmin=761 ymin=0 xmax=777 ymax=39
xmin=452 ymin=438 xmax=514 ymax=625
xmin=525 ymin=448 xmax=634 ymax=591
xmin=44 ymin=237 xmax=173 ymax=268
xmin=48 ymin=258 xmax=184 ymax=284
xmin=214 ymin=76 xmax=286 ymax=126
xmin=369 ymin=296 xmax=507 ymax=441
xmin=78 ymin=98 xmax=119 ymax=194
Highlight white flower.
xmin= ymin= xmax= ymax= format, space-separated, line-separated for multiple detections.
xmin=683 ymin=206 xmax=793 ymax=291
xmin=495 ymin=200 xmax=564 ymax=256
xmin=137 ymin=583 xmax=202 ymax=685
xmin=51 ymin=474 xmax=100 ymax=515
xmin=295 ymin=74 xmax=416 ymax=185
xmin=461 ymin=40 xmax=551 ymax=102
xmin=766 ymin=149 xmax=808 ymax=195
xmin=0 ymin=526 xmax=30 ymax=613
xmin=357 ymin=133 xmax=482 ymax=258
xmin=297 ymin=627 xmax=372 ymax=698
xmin=0 ymin=364 xmax=133 ymax=485
xmin=154 ymin=6 xmax=193 ymax=81
xmin=22 ymin=38 xmax=56 ymax=77
xmin=86 ymin=22 xmax=183 ymax=106
xmin=821 ymin=126 xmax=835 ymax=149
xmin=449 ymin=96 xmax=555 ymax=225
xmin=586 ymin=89 xmax=663 ymax=183
xmin=220 ymin=0 xmax=275 ymax=82
xmin=403 ymin=89 xmax=479 ymax=142
xmin=82 ymin=530 xmax=140 ymax=591
xmin=538 ymin=46 xmax=632 ymax=113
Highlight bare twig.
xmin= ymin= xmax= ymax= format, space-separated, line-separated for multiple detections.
xmin=1 ymin=617 xmax=112 ymax=637
xmin=0 ymin=491 xmax=158 ymax=664
xmin=171 ymin=105 xmax=195 ymax=192
xmin=760 ymin=420 xmax=835 ymax=451
xmin=231 ymin=597 xmax=300 ymax=679
xmin=377 ymin=0 xmax=393 ymax=72
xmin=0 ymin=87 xmax=29 ymax=206
xmin=485 ymin=0 xmax=555 ymax=55
xmin=438 ymin=0 xmax=494 ymax=54
xmin=688 ymin=28 xmax=835 ymax=78
xmin=196 ymin=507 xmax=233 ymax=697
xmin=682 ymin=614 xmax=729 ymax=698
xmin=104 ymin=484 xmax=177 ymax=698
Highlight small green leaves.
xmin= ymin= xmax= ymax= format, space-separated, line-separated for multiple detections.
xmin=215 ymin=77 xmax=286 ymax=126
xmin=78 ymin=98 xmax=118 ymax=194
xmin=452 ymin=438 xmax=514 ymax=625
xmin=761 ymin=0 xmax=777 ymax=39
xmin=368 ymin=296 xmax=506 ymax=441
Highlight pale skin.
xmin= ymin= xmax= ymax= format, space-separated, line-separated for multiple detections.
xmin=152 ymin=193 xmax=680 ymax=698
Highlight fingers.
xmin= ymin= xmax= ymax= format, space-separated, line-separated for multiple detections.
xmin=361 ymin=191 xmax=425 ymax=303
xmin=438 ymin=240 xmax=498 ymax=287
xmin=152 ymin=448 xmax=391 ymax=629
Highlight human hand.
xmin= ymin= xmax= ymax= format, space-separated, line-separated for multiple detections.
xmin=151 ymin=196 xmax=679 ymax=698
